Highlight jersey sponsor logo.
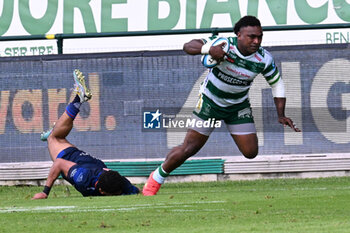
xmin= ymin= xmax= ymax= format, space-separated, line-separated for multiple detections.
xmin=70 ymin=168 xmax=77 ymax=178
xmin=79 ymin=151 xmax=90 ymax=157
xmin=70 ymin=168 xmax=85 ymax=183
xmin=213 ymin=68 xmax=250 ymax=86
xmin=77 ymin=173 xmax=84 ymax=183
xmin=226 ymin=66 xmax=251 ymax=79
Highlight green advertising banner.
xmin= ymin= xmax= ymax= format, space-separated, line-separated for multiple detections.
xmin=0 ymin=0 xmax=349 ymax=56
xmin=1 ymin=0 xmax=350 ymax=35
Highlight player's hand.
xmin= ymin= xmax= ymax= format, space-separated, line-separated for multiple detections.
xmin=278 ymin=116 xmax=301 ymax=132
xmin=31 ymin=192 xmax=48 ymax=200
xmin=209 ymin=42 xmax=227 ymax=62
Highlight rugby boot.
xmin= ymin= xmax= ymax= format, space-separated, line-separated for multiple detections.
xmin=40 ymin=122 xmax=56 ymax=141
xmin=142 ymin=172 xmax=162 ymax=196
xmin=73 ymin=69 xmax=92 ymax=103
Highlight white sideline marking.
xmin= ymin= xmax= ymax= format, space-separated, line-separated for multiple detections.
xmin=165 ymin=186 xmax=350 ymax=194
xmin=0 ymin=206 xmax=76 ymax=213
xmin=0 ymin=200 xmax=226 ymax=213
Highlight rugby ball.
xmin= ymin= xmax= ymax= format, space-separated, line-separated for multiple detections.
xmin=201 ymin=37 xmax=230 ymax=68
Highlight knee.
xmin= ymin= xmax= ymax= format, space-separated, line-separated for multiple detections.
xmin=242 ymin=148 xmax=258 ymax=159
xmin=168 ymin=144 xmax=199 ymax=162
xmin=182 ymin=145 xmax=201 ymax=158
xmin=47 ymin=134 xmax=57 ymax=144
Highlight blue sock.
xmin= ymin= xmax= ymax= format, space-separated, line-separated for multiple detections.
xmin=65 ymin=95 xmax=81 ymax=119
xmin=72 ymin=95 xmax=82 ymax=109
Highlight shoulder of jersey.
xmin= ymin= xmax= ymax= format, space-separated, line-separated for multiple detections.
xmin=201 ymin=37 xmax=230 ymax=68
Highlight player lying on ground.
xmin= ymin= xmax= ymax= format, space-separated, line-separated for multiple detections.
xmin=142 ymin=16 xmax=301 ymax=196
xmin=32 ymin=70 xmax=139 ymax=199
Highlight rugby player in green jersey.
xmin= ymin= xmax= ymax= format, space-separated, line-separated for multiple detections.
xmin=143 ymin=16 xmax=300 ymax=196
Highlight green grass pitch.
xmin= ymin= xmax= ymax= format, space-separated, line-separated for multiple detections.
xmin=1 ymin=177 xmax=350 ymax=233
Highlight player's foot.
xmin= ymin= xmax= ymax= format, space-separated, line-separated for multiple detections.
xmin=142 ymin=172 xmax=161 ymax=196
xmin=40 ymin=122 xmax=56 ymax=141
xmin=73 ymin=69 xmax=92 ymax=103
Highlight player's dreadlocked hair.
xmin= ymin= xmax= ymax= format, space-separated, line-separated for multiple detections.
xmin=233 ymin=16 xmax=261 ymax=35
xmin=97 ymin=170 xmax=124 ymax=195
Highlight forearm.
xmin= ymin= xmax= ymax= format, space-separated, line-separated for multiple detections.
xmin=44 ymin=161 xmax=62 ymax=190
xmin=32 ymin=161 xmax=62 ymax=199
xmin=32 ymin=159 xmax=75 ymax=200
xmin=274 ymin=97 xmax=286 ymax=118
xmin=183 ymin=39 xmax=204 ymax=55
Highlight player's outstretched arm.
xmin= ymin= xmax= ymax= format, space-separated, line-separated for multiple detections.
xmin=274 ymin=97 xmax=301 ymax=132
xmin=183 ymin=39 xmax=204 ymax=55
xmin=32 ymin=159 xmax=76 ymax=200
xmin=183 ymin=39 xmax=227 ymax=62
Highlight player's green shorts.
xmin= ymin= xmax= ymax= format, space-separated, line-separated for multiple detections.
xmin=193 ymin=94 xmax=254 ymax=125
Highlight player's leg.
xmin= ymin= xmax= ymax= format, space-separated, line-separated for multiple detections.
xmin=143 ymin=129 xmax=209 ymax=196
xmin=162 ymin=129 xmax=209 ymax=172
xmin=231 ymin=134 xmax=258 ymax=159
xmin=222 ymin=99 xmax=258 ymax=159
xmin=227 ymin=123 xmax=258 ymax=159
xmin=43 ymin=69 xmax=92 ymax=161
xmin=142 ymin=115 xmax=213 ymax=196
xmin=142 ymin=93 xmax=222 ymax=196
xmin=46 ymin=113 xmax=76 ymax=162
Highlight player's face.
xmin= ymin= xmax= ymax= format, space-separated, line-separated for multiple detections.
xmin=236 ymin=26 xmax=263 ymax=56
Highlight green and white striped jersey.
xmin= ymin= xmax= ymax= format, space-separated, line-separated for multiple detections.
xmin=201 ymin=37 xmax=281 ymax=107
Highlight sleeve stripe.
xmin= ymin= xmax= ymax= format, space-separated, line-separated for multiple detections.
xmin=265 ymin=69 xmax=279 ymax=81
xmin=262 ymin=63 xmax=275 ymax=75
xmin=269 ymin=75 xmax=281 ymax=86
